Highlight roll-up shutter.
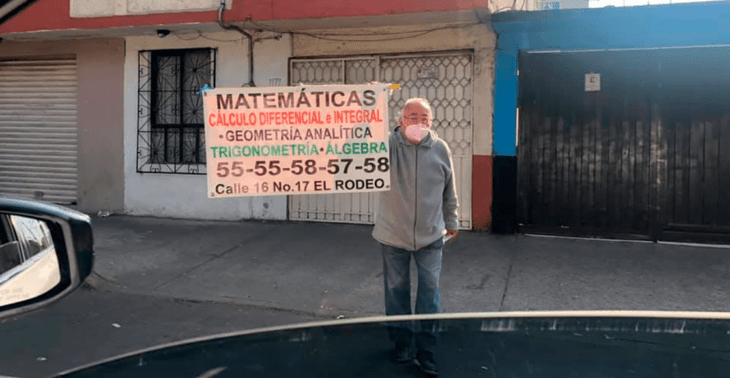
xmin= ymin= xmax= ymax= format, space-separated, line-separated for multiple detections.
xmin=0 ymin=57 xmax=78 ymax=204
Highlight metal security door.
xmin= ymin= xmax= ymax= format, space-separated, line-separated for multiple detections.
xmin=288 ymin=57 xmax=379 ymax=224
xmin=518 ymin=50 xmax=657 ymax=237
xmin=0 ymin=58 xmax=79 ymax=204
xmin=381 ymin=53 xmax=473 ymax=229
xmin=518 ymin=47 xmax=730 ymax=242
xmin=289 ymin=52 xmax=473 ymax=229
xmin=656 ymin=47 xmax=730 ymax=242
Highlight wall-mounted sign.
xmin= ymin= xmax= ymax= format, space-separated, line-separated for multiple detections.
xmin=585 ymin=73 xmax=601 ymax=92
xmin=418 ymin=67 xmax=439 ymax=79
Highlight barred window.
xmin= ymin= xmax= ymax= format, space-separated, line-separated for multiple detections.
xmin=136 ymin=49 xmax=215 ymax=174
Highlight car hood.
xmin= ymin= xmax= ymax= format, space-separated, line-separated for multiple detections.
xmin=53 ymin=311 xmax=730 ymax=378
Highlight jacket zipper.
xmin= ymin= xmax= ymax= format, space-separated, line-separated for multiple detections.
xmin=413 ymin=145 xmax=418 ymax=250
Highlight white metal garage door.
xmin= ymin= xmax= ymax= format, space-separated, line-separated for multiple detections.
xmin=289 ymin=52 xmax=473 ymax=229
xmin=0 ymin=57 xmax=79 ymax=204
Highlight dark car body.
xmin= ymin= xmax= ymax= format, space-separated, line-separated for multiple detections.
xmin=54 ymin=312 xmax=730 ymax=377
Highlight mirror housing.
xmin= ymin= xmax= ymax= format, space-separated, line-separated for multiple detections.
xmin=0 ymin=197 xmax=94 ymax=319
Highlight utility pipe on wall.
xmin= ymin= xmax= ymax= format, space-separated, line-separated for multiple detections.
xmin=218 ymin=0 xmax=255 ymax=87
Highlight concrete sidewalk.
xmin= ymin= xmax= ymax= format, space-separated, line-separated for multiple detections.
xmin=87 ymin=215 xmax=730 ymax=319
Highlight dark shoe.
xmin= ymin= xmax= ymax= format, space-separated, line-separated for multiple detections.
xmin=390 ymin=342 xmax=415 ymax=363
xmin=414 ymin=350 xmax=438 ymax=376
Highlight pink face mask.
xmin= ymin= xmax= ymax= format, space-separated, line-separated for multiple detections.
xmin=403 ymin=124 xmax=429 ymax=144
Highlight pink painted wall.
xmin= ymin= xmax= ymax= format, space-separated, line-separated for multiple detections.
xmin=76 ymin=39 xmax=126 ymax=213
xmin=0 ymin=38 xmax=126 ymax=213
xmin=0 ymin=0 xmax=488 ymax=34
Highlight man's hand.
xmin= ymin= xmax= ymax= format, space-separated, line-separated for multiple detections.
xmin=445 ymin=229 xmax=459 ymax=243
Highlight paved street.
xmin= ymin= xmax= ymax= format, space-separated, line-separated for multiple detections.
xmin=0 ymin=285 xmax=318 ymax=378
xmin=3 ymin=215 xmax=730 ymax=377
xmin=89 ymin=215 xmax=730 ymax=315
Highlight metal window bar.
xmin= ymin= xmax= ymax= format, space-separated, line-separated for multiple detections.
xmin=136 ymin=48 xmax=215 ymax=174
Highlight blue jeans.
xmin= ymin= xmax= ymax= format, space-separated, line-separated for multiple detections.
xmin=381 ymin=238 xmax=443 ymax=352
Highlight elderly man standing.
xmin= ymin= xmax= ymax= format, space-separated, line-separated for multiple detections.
xmin=372 ymin=97 xmax=459 ymax=376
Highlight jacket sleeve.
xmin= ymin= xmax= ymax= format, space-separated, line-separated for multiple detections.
xmin=442 ymin=143 xmax=459 ymax=230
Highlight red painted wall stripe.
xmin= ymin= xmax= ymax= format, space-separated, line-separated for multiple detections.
xmin=472 ymin=154 xmax=493 ymax=231
xmin=0 ymin=0 xmax=489 ymax=34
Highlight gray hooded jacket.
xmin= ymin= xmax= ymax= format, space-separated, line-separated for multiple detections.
xmin=372 ymin=126 xmax=459 ymax=251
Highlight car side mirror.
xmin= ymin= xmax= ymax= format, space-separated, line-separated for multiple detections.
xmin=0 ymin=197 xmax=93 ymax=319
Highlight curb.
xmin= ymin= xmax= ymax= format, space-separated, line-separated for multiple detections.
xmin=81 ymin=272 xmax=379 ymax=321
xmin=82 ymin=272 xmax=122 ymax=291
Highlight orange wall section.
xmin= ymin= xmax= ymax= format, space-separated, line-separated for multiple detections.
xmin=472 ymin=154 xmax=493 ymax=231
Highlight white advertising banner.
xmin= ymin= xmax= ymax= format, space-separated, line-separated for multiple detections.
xmin=203 ymin=84 xmax=392 ymax=198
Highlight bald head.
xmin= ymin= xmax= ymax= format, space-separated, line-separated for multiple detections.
xmin=399 ymin=98 xmax=433 ymax=128
xmin=403 ymin=98 xmax=432 ymax=117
